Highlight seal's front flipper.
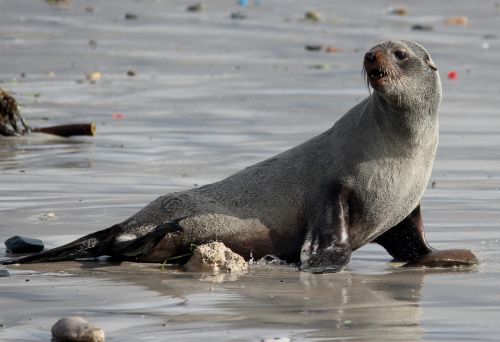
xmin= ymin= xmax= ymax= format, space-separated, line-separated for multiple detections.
xmin=374 ymin=205 xmax=478 ymax=267
xmin=300 ymin=188 xmax=352 ymax=273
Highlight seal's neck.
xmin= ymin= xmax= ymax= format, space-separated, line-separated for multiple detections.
xmin=370 ymin=92 xmax=439 ymax=145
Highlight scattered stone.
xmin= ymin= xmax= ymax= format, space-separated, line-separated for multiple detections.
xmin=39 ymin=212 xmax=57 ymax=221
xmin=186 ymin=2 xmax=203 ymax=12
xmin=309 ymin=64 xmax=331 ymax=70
xmin=230 ymin=12 xmax=247 ymax=20
xmin=305 ymin=11 xmax=321 ymax=22
xmin=0 ymin=268 xmax=10 ymax=277
xmin=124 ymin=12 xmax=138 ymax=20
xmin=126 ymin=70 xmax=136 ymax=77
xmin=445 ymin=16 xmax=469 ymax=26
xmin=184 ymin=242 xmax=248 ymax=273
xmin=387 ymin=6 xmax=408 ymax=16
xmin=431 ymin=181 xmax=436 ymax=189
xmin=483 ymin=33 xmax=497 ymax=39
xmin=51 ymin=316 xmax=105 ymax=342
xmin=86 ymin=71 xmax=101 ymax=82
xmin=325 ymin=46 xmax=342 ymax=53
xmin=304 ymin=44 xmax=323 ymax=51
xmin=88 ymin=40 xmax=97 ymax=49
xmin=412 ymin=24 xmax=434 ymax=31
xmin=5 ymin=236 xmax=44 ymax=254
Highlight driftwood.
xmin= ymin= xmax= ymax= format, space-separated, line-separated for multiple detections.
xmin=0 ymin=89 xmax=95 ymax=138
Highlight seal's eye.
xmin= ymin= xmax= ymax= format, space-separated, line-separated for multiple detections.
xmin=394 ymin=50 xmax=407 ymax=61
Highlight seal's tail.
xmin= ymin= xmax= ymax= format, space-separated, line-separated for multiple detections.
xmin=1 ymin=221 xmax=181 ymax=265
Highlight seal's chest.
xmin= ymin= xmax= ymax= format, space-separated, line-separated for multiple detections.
xmin=351 ymin=155 xmax=432 ymax=243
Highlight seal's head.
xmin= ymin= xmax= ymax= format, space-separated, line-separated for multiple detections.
xmin=363 ymin=40 xmax=441 ymax=108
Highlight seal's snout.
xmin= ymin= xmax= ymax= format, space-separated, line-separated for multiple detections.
xmin=364 ymin=51 xmax=377 ymax=63
xmin=363 ymin=49 xmax=393 ymax=90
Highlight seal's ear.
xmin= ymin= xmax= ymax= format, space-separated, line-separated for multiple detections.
xmin=425 ymin=55 xmax=438 ymax=71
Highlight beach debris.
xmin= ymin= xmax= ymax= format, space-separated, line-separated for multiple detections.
xmin=88 ymin=39 xmax=97 ymax=49
xmin=0 ymin=88 xmax=96 ymax=137
xmin=51 ymin=316 xmax=105 ymax=342
xmin=124 ymin=12 xmax=138 ymax=20
xmin=309 ymin=64 xmax=331 ymax=70
xmin=412 ymin=24 xmax=434 ymax=31
xmin=431 ymin=181 xmax=436 ymax=189
xmin=238 ymin=0 xmax=249 ymax=7
xmin=46 ymin=0 xmax=70 ymax=6
xmin=184 ymin=242 xmax=248 ymax=272
xmin=86 ymin=71 xmax=101 ymax=82
xmin=386 ymin=6 xmax=408 ymax=16
xmin=483 ymin=33 xmax=497 ymax=39
xmin=230 ymin=12 xmax=247 ymax=20
xmin=305 ymin=10 xmax=321 ymax=22
xmin=126 ymin=70 xmax=136 ymax=77
xmin=186 ymin=2 xmax=203 ymax=12
xmin=325 ymin=46 xmax=342 ymax=53
xmin=305 ymin=44 xmax=323 ymax=51
xmin=0 ymin=268 xmax=10 ymax=277
xmin=448 ymin=71 xmax=458 ymax=80
xmin=5 ymin=236 xmax=44 ymax=254
xmin=261 ymin=338 xmax=291 ymax=342
xmin=39 ymin=212 xmax=57 ymax=221
xmin=112 ymin=113 xmax=125 ymax=120
xmin=445 ymin=16 xmax=469 ymax=26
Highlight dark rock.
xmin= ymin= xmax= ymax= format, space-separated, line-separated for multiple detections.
xmin=230 ymin=12 xmax=247 ymax=20
xmin=186 ymin=2 xmax=203 ymax=12
xmin=412 ymin=24 xmax=434 ymax=31
xmin=305 ymin=44 xmax=323 ymax=51
xmin=5 ymin=236 xmax=44 ymax=254
xmin=124 ymin=12 xmax=138 ymax=20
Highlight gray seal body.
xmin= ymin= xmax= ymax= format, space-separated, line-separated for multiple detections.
xmin=3 ymin=40 xmax=478 ymax=272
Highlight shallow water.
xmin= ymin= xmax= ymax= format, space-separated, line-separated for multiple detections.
xmin=1 ymin=0 xmax=500 ymax=341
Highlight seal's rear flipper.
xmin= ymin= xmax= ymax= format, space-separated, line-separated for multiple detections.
xmin=1 ymin=221 xmax=182 ymax=265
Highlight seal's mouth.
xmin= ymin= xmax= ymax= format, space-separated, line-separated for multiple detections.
xmin=368 ymin=68 xmax=387 ymax=81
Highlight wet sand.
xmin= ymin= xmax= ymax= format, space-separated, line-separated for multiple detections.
xmin=1 ymin=0 xmax=500 ymax=341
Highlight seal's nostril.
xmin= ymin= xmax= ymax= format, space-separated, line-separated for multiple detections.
xmin=364 ymin=51 xmax=376 ymax=63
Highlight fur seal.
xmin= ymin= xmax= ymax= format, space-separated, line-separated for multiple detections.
xmin=2 ymin=40 xmax=478 ymax=272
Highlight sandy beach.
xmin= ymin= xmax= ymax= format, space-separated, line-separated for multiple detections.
xmin=1 ymin=0 xmax=500 ymax=341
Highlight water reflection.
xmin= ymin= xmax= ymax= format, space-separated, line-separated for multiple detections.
xmin=6 ymin=261 xmax=476 ymax=341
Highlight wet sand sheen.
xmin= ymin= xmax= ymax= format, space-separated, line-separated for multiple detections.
xmin=1 ymin=0 xmax=500 ymax=341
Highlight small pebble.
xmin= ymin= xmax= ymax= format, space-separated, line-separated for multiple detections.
xmin=86 ymin=71 xmax=101 ymax=82
xmin=126 ymin=70 xmax=136 ymax=77
xmin=186 ymin=2 xmax=203 ymax=12
xmin=40 ymin=212 xmax=57 ymax=221
xmin=445 ymin=16 xmax=469 ymax=26
xmin=325 ymin=46 xmax=342 ymax=53
xmin=305 ymin=44 xmax=323 ymax=51
xmin=51 ymin=316 xmax=105 ymax=342
xmin=411 ymin=24 xmax=434 ymax=31
xmin=230 ymin=12 xmax=247 ymax=20
xmin=5 ymin=236 xmax=44 ymax=254
xmin=387 ymin=6 xmax=408 ymax=16
xmin=305 ymin=11 xmax=321 ymax=22
xmin=124 ymin=12 xmax=138 ymax=20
